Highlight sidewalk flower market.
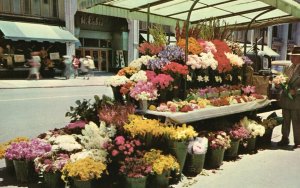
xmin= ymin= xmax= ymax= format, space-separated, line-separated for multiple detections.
xmin=0 ymin=20 xmax=284 ymax=188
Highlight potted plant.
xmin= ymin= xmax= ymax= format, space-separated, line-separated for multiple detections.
xmin=206 ymin=131 xmax=231 ymax=168
xmin=119 ymin=156 xmax=152 ymax=188
xmin=5 ymin=138 xmax=52 ymax=183
xmin=144 ymin=149 xmax=180 ymax=188
xmin=61 ymin=157 xmax=107 ymax=188
xmin=34 ymin=152 xmax=69 ymax=188
xmin=225 ymin=125 xmax=250 ymax=158
xmin=183 ymin=137 xmax=208 ymax=176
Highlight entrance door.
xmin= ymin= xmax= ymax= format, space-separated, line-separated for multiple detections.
xmin=77 ymin=48 xmax=111 ymax=71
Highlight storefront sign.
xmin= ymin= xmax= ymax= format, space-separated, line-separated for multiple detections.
xmin=80 ymin=14 xmax=103 ymax=26
xmin=14 ymin=55 xmax=25 ymax=63
xmin=50 ymin=52 xmax=60 ymax=60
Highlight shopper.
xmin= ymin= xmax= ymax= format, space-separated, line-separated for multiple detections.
xmin=63 ymin=55 xmax=72 ymax=79
xmin=278 ymin=46 xmax=300 ymax=149
xmin=27 ymin=56 xmax=41 ymax=80
xmin=72 ymin=55 xmax=80 ymax=78
xmin=85 ymin=55 xmax=95 ymax=80
xmin=80 ymin=57 xmax=89 ymax=79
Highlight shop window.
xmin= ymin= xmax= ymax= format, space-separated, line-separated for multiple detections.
xmin=84 ymin=38 xmax=99 ymax=48
xmin=100 ymin=40 xmax=107 ymax=48
xmin=107 ymin=40 xmax=112 ymax=48
xmin=23 ymin=0 xmax=31 ymax=14
xmin=12 ymin=0 xmax=21 ymax=14
xmin=2 ymin=0 xmax=11 ymax=12
xmin=31 ymin=0 xmax=41 ymax=15
xmin=51 ymin=0 xmax=58 ymax=17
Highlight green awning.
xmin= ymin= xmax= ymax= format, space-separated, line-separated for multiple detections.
xmin=0 ymin=21 xmax=79 ymax=43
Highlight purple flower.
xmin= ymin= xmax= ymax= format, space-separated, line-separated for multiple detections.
xmin=66 ymin=120 xmax=86 ymax=129
xmin=158 ymin=45 xmax=185 ymax=62
xmin=241 ymin=56 xmax=253 ymax=65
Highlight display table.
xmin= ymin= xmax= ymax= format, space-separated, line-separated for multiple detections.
xmin=146 ymin=98 xmax=272 ymax=124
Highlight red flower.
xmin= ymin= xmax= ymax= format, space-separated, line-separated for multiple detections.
xmin=212 ymin=40 xmax=232 ymax=73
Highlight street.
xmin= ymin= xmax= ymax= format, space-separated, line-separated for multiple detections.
xmin=0 ymin=86 xmax=113 ymax=142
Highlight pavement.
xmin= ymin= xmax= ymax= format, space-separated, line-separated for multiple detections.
xmin=0 ymin=73 xmax=300 ymax=188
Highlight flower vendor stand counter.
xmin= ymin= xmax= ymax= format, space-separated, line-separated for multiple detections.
xmin=145 ymin=98 xmax=271 ymax=124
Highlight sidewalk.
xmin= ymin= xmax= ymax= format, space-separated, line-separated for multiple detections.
xmin=0 ymin=72 xmax=114 ymax=89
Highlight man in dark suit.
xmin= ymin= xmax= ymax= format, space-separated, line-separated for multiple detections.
xmin=278 ymin=46 xmax=300 ymax=148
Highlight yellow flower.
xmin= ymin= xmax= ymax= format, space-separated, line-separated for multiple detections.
xmin=165 ymin=124 xmax=198 ymax=141
xmin=62 ymin=157 xmax=106 ymax=182
xmin=148 ymin=105 xmax=157 ymax=111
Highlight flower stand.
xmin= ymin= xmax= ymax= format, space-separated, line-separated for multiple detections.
xmin=246 ymin=137 xmax=257 ymax=152
xmin=148 ymin=170 xmax=170 ymax=188
xmin=183 ymin=153 xmax=206 ymax=176
xmin=125 ymin=176 xmax=147 ymax=188
xmin=13 ymin=160 xmax=37 ymax=183
xmin=225 ymin=139 xmax=240 ymax=159
xmin=43 ymin=171 xmax=65 ymax=188
xmin=72 ymin=179 xmax=92 ymax=188
xmin=5 ymin=158 xmax=15 ymax=175
xmin=206 ymin=148 xmax=225 ymax=168
xmin=167 ymin=140 xmax=188 ymax=173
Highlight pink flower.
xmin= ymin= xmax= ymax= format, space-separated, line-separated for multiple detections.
xmin=115 ymin=136 xmax=125 ymax=145
xmin=118 ymin=145 xmax=125 ymax=151
xmin=134 ymin=140 xmax=141 ymax=146
xmin=112 ymin=150 xmax=119 ymax=157
xmin=242 ymin=85 xmax=256 ymax=94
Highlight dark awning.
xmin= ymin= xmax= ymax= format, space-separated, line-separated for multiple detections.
xmin=0 ymin=21 xmax=79 ymax=43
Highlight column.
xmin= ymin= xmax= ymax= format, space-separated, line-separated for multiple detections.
xmin=127 ymin=19 xmax=139 ymax=62
xmin=267 ymin=26 xmax=272 ymax=47
xmin=296 ymin=23 xmax=300 ymax=46
xmin=64 ymin=0 xmax=77 ymax=56
xmin=280 ymin=24 xmax=289 ymax=60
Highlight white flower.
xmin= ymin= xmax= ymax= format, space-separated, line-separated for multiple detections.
xmin=197 ymin=76 xmax=204 ymax=82
xmin=70 ymin=149 xmax=108 ymax=163
xmin=225 ymin=52 xmax=244 ymax=67
xmin=128 ymin=55 xmax=155 ymax=70
xmin=204 ymin=76 xmax=209 ymax=82
xmin=130 ymin=70 xmax=147 ymax=82
xmin=187 ymin=75 xmax=192 ymax=81
xmin=226 ymin=74 xmax=233 ymax=81
xmin=215 ymin=76 xmax=222 ymax=83
xmin=238 ymin=76 xmax=242 ymax=81
xmin=104 ymin=75 xmax=129 ymax=87
xmin=49 ymin=135 xmax=82 ymax=152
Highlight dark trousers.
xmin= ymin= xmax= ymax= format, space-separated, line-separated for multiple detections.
xmin=282 ymin=109 xmax=300 ymax=145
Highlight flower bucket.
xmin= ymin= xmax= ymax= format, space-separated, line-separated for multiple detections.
xmin=13 ymin=160 xmax=37 ymax=183
xmin=5 ymin=158 xmax=15 ymax=175
xmin=112 ymin=86 xmax=124 ymax=103
xmin=256 ymin=128 xmax=273 ymax=147
xmin=158 ymin=89 xmax=168 ymax=104
xmin=43 ymin=171 xmax=65 ymax=188
xmin=225 ymin=139 xmax=240 ymax=159
xmin=183 ymin=153 xmax=206 ymax=176
xmin=125 ymin=176 xmax=147 ymax=188
xmin=72 ymin=179 xmax=92 ymax=188
xmin=139 ymin=100 xmax=148 ymax=113
xmin=246 ymin=137 xmax=257 ymax=152
xmin=168 ymin=140 xmax=188 ymax=173
xmin=206 ymin=148 xmax=225 ymax=168
xmin=148 ymin=170 xmax=170 ymax=188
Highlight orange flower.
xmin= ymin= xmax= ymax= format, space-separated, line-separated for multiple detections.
xmin=177 ymin=37 xmax=203 ymax=55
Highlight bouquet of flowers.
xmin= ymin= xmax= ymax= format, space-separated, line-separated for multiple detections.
xmin=48 ymin=135 xmax=82 ymax=153
xmin=5 ymin=138 xmax=52 ymax=161
xmin=117 ymin=67 xmax=138 ymax=78
xmin=129 ymin=81 xmax=158 ymax=101
xmin=151 ymin=73 xmax=174 ymax=90
xmin=212 ymin=39 xmax=232 ymax=73
xmin=162 ymin=62 xmax=189 ymax=78
xmin=227 ymin=125 xmax=250 ymax=141
xmin=157 ymin=45 xmax=185 ymax=62
xmin=61 ymin=157 xmax=106 ymax=182
xmin=143 ymin=149 xmax=179 ymax=175
xmin=225 ymin=52 xmax=244 ymax=68
xmin=0 ymin=136 xmax=29 ymax=159
xmin=138 ymin=41 xmax=163 ymax=56
xmin=270 ymin=74 xmax=294 ymax=99
xmin=128 ymin=55 xmax=155 ymax=71
xmin=240 ymin=117 xmax=265 ymax=138
xmin=104 ymin=75 xmax=129 ymax=87
xmin=129 ymin=70 xmax=148 ymax=82
xmin=177 ymin=37 xmax=203 ymax=55
xmin=241 ymin=85 xmax=256 ymax=96
xmin=207 ymin=131 xmax=231 ymax=150
xmin=187 ymin=137 xmax=208 ymax=155
xmin=34 ymin=152 xmax=69 ymax=174
xmin=164 ymin=124 xmax=198 ymax=141
xmin=119 ymin=156 xmax=152 ymax=178
xmin=198 ymin=40 xmax=217 ymax=53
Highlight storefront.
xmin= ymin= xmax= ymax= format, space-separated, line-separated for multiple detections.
xmin=0 ymin=21 xmax=78 ymax=78
xmin=75 ymin=12 xmax=128 ymax=72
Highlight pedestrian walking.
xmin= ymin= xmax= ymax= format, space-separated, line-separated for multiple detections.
xmin=26 ymin=56 xmax=41 ymax=80
xmin=72 ymin=55 xmax=80 ymax=78
xmin=278 ymin=46 xmax=300 ymax=149
xmin=63 ymin=55 xmax=72 ymax=79
xmin=86 ymin=55 xmax=95 ymax=80
xmin=80 ymin=57 xmax=89 ymax=79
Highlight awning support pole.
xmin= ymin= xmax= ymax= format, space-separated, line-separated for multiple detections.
xmin=183 ymin=0 xmax=200 ymax=98
xmin=147 ymin=4 xmax=150 ymax=42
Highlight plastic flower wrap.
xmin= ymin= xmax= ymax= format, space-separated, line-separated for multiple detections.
xmin=143 ymin=149 xmax=179 ymax=175
xmin=165 ymin=124 xmax=198 ymax=141
xmin=129 ymin=70 xmax=148 ymax=82
xmin=129 ymin=55 xmax=156 ymax=71
xmin=129 ymin=81 xmax=158 ymax=101
xmin=207 ymin=131 xmax=231 ymax=150
xmin=5 ymin=138 xmax=52 ymax=160
xmin=48 ymin=135 xmax=82 ymax=153
xmin=187 ymin=137 xmax=208 ymax=154
xmin=240 ymin=117 xmax=265 ymax=138
xmin=104 ymin=75 xmax=130 ymax=87
xmin=271 ymin=74 xmax=287 ymax=85
xmin=61 ymin=157 xmax=106 ymax=182
xmin=119 ymin=156 xmax=152 ymax=178
xmin=34 ymin=152 xmax=69 ymax=173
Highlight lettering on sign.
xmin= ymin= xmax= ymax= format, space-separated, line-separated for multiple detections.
xmin=80 ymin=15 xmax=103 ymax=26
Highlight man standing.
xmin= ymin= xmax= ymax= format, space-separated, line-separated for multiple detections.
xmin=278 ymin=46 xmax=300 ymax=149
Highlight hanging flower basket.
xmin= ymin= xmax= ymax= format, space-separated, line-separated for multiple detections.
xmin=125 ymin=176 xmax=147 ymax=188
xmin=224 ymin=139 xmax=240 ymax=159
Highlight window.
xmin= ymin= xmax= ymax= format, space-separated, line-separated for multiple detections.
xmin=31 ymin=0 xmax=40 ymax=15
xmin=272 ymin=26 xmax=278 ymax=38
xmin=2 ymin=0 xmax=11 ymax=12
xmin=84 ymin=38 xmax=99 ymax=47
xmin=51 ymin=0 xmax=58 ymax=17
xmin=23 ymin=0 xmax=30 ymax=14
xmin=100 ymin=40 xmax=107 ymax=48
xmin=12 ymin=0 xmax=21 ymax=14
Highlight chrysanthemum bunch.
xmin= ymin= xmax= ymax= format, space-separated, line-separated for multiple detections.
xmin=104 ymin=75 xmax=129 ymax=87
xmin=128 ymin=55 xmax=156 ymax=71
xmin=129 ymin=70 xmax=148 ymax=82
